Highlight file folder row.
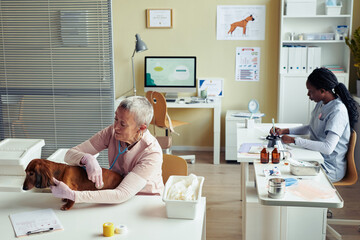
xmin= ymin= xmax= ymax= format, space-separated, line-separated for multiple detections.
xmin=280 ymin=45 xmax=321 ymax=74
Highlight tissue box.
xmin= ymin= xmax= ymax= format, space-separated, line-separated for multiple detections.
xmin=0 ymin=138 xmax=45 ymax=176
xmin=162 ymin=175 xmax=205 ymax=219
xmin=286 ymin=0 xmax=316 ymax=16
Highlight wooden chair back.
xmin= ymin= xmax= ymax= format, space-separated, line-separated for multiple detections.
xmin=162 ymin=154 xmax=188 ymax=184
xmin=334 ymin=129 xmax=358 ymax=186
xmin=146 ymin=91 xmax=167 ymax=128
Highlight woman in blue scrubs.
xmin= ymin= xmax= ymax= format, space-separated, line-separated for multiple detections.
xmin=274 ymin=68 xmax=359 ymax=182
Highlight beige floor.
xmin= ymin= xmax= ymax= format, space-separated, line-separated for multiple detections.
xmin=174 ymin=151 xmax=360 ymax=240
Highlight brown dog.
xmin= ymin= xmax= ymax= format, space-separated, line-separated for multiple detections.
xmin=23 ymin=158 xmax=123 ymax=210
xmin=228 ymin=15 xmax=255 ymax=35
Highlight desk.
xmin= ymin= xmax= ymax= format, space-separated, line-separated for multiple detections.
xmin=0 ymin=192 xmax=206 ymax=240
xmin=236 ymin=123 xmax=325 ymax=240
xmin=251 ymin=161 xmax=343 ymax=240
xmin=166 ymin=99 xmax=221 ymax=165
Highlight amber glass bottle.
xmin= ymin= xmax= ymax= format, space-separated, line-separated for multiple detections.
xmin=271 ymin=145 xmax=280 ymax=164
xmin=260 ymin=145 xmax=269 ymax=164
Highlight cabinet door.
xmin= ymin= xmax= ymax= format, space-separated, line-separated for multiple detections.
xmin=278 ymin=75 xmax=311 ymax=124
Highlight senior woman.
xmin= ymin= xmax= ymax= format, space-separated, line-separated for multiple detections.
xmin=50 ymin=96 xmax=164 ymax=204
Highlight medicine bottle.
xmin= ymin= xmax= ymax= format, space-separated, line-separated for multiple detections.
xmin=260 ymin=145 xmax=269 ymax=164
xmin=272 ymin=145 xmax=280 ymax=164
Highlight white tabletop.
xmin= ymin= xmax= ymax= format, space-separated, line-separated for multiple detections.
xmin=237 ymin=123 xmax=323 ymax=163
xmin=0 ymin=192 xmax=206 ymax=240
xmin=253 ymin=161 xmax=343 ymax=208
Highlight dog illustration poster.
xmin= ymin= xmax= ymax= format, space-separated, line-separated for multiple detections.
xmin=235 ymin=47 xmax=260 ymax=81
xmin=217 ymin=5 xmax=266 ymax=40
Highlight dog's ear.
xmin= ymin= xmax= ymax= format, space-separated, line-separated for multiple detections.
xmin=34 ymin=162 xmax=53 ymax=188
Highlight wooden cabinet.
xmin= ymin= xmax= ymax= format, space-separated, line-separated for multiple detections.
xmin=278 ymin=0 xmax=353 ymax=124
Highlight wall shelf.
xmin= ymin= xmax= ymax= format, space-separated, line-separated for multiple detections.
xmin=277 ymin=0 xmax=353 ymax=124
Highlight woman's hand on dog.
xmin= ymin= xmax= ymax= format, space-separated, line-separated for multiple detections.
xmin=50 ymin=178 xmax=75 ymax=201
xmin=81 ymin=153 xmax=104 ymax=189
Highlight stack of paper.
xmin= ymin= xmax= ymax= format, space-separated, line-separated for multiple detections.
xmin=324 ymin=65 xmax=344 ymax=73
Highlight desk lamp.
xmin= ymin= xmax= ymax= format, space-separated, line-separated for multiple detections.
xmin=131 ymin=34 xmax=148 ymax=96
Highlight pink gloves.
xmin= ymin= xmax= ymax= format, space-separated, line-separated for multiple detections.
xmin=81 ymin=153 xmax=104 ymax=189
xmin=50 ymin=178 xmax=75 ymax=201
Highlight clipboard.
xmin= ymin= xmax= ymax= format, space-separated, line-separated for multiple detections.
xmin=9 ymin=208 xmax=64 ymax=237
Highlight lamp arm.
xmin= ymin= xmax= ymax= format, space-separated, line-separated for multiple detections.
xmin=131 ymin=55 xmax=136 ymax=96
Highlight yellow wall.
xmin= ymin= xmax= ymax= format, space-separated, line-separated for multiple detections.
xmin=113 ymin=0 xmax=359 ymax=148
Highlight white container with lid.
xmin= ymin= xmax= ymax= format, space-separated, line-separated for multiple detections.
xmin=162 ymin=175 xmax=205 ymax=219
xmin=0 ymin=138 xmax=45 ymax=176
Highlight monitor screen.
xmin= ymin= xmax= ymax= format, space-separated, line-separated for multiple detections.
xmin=144 ymin=56 xmax=197 ymax=97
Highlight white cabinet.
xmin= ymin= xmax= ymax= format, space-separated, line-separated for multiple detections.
xmin=225 ymin=110 xmax=261 ymax=161
xmin=278 ymin=0 xmax=353 ymax=124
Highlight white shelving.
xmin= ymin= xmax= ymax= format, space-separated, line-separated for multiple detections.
xmin=277 ymin=0 xmax=353 ymax=124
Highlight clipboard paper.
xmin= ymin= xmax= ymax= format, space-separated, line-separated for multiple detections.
xmin=9 ymin=208 xmax=64 ymax=237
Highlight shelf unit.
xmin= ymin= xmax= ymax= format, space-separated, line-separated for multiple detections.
xmin=278 ymin=0 xmax=353 ymax=124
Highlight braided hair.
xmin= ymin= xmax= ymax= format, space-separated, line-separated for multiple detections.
xmin=307 ymin=68 xmax=359 ymax=129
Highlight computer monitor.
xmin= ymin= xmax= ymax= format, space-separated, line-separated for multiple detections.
xmin=144 ymin=56 xmax=197 ymax=99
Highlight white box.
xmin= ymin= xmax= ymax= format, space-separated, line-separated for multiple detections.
xmin=326 ymin=3 xmax=342 ymax=15
xmin=0 ymin=138 xmax=45 ymax=176
xmin=286 ymin=0 xmax=316 ymax=16
xmin=163 ymin=175 xmax=204 ymax=219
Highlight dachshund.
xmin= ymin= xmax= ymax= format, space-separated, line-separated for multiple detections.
xmin=23 ymin=158 xmax=123 ymax=211
xmin=228 ymin=15 xmax=255 ymax=35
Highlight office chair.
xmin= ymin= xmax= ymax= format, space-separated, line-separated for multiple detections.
xmin=162 ymin=154 xmax=188 ymax=184
xmin=327 ymin=130 xmax=360 ymax=239
xmin=146 ymin=91 xmax=195 ymax=164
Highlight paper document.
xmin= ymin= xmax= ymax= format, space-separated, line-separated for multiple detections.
xmin=9 ymin=208 xmax=63 ymax=238
xmin=238 ymin=143 xmax=263 ymax=153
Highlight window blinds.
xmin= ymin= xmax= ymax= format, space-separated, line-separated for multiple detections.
xmin=0 ymin=0 xmax=114 ymax=166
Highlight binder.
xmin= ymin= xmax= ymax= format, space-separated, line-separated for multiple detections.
xmin=300 ymin=46 xmax=307 ymax=73
xmin=293 ymin=46 xmax=302 ymax=74
xmin=314 ymin=47 xmax=322 ymax=69
xmin=280 ymin=46 xmax=289 ymax=73
xmin=307 ymin=47 xmax=315 ymax=73
xmin=288 ymin=46 xmax=296 ymax=73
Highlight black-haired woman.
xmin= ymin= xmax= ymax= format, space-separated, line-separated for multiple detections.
xmin=273 ymin=68 xmax=359 ymax=182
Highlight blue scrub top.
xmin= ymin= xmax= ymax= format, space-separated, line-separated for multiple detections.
xmin=309 ymin=98 xmax=350 ymax=182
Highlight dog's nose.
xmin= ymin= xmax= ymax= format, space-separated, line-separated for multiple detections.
xmin=252 ymin=18 xmax=255 ymax=21
xmin=23 ymin=186 xmax=28 ymax=191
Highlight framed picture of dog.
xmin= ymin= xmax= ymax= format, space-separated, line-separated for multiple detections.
xmin=146 ymin=9 xmax=173 ymax=28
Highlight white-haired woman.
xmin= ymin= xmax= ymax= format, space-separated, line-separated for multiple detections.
xmin=50 ymin=96 xmax=164 ymax=204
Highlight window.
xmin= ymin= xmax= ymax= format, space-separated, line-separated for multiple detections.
xmin=0 ymin=0 xmax=114 ymax=166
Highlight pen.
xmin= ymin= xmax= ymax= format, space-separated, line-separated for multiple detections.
xmin=26 ymin=227 xmax=54 ymax=235
xmin=272 ymin=118 xmax=276 ymax=135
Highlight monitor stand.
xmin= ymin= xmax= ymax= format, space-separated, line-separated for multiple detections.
xmin=165 ymin=92 xmax=178 ymax=102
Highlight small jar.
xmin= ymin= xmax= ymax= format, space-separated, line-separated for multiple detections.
xmin=271 ymin=145 xmax=280 ymax=164
xmin=260 ymin=145 xmax=269 ymax=164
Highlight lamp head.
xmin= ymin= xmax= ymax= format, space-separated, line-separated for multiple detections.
xmin=135 ymin=34 xmax=148 ymax=53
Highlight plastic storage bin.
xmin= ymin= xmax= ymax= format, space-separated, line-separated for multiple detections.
xmin=162 ymin=175 xmax=205 ymax=219
xmin=0 ymin=138 xmax=45 ymax=176
xmin=326 ymin=3 xmax=342 ymax=15
xmin=286 ymin=0 xmax=316 ymax=16
xmin=304 ymin=33 xmax=335 ymax=40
